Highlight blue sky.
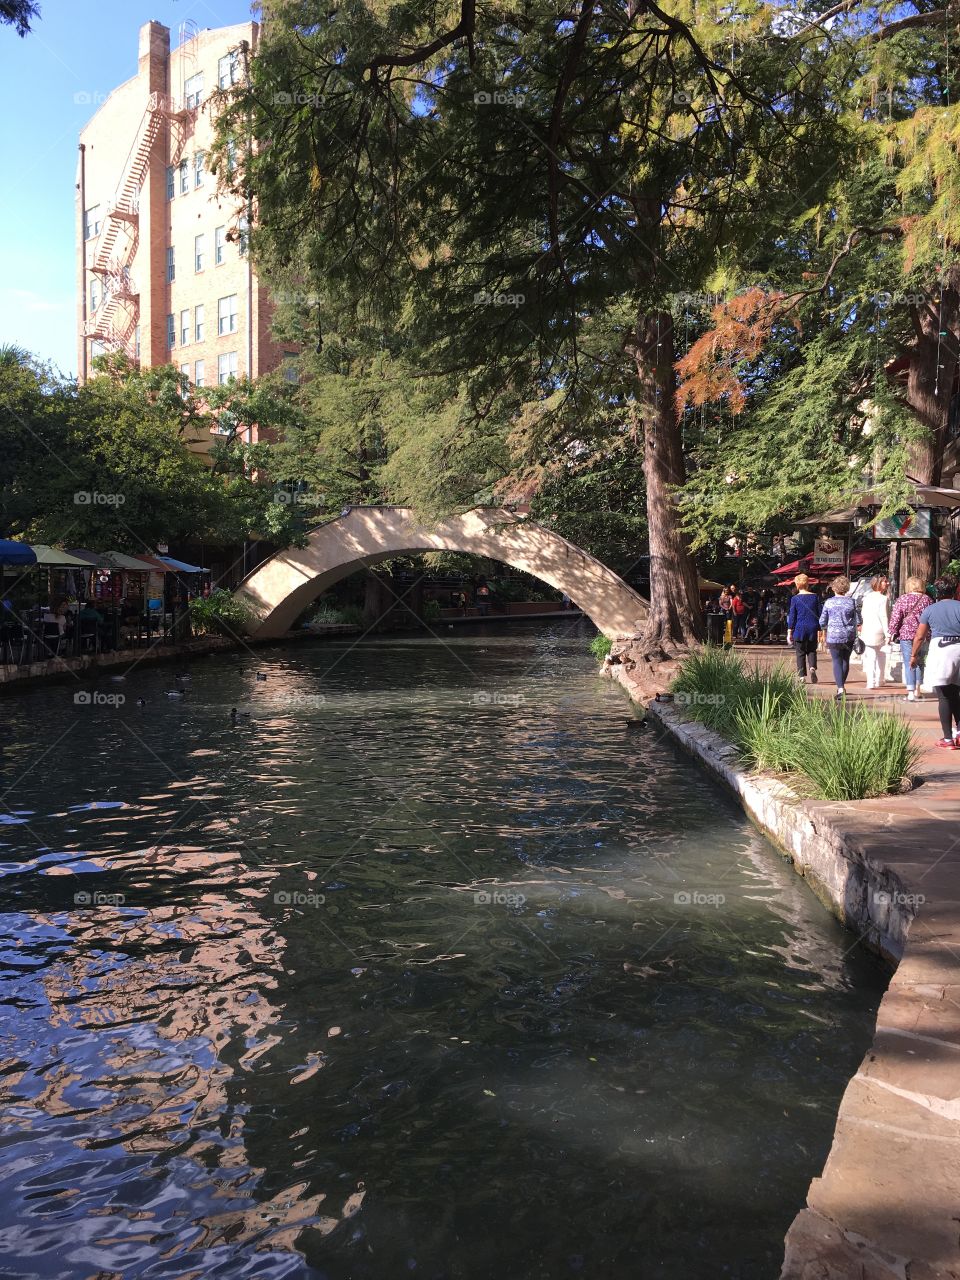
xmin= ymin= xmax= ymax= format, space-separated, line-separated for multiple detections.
xmin=0 ymin=0 xmax=255 ymax=377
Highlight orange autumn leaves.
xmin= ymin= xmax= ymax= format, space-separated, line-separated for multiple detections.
xmin=675 ymin=286 xmax=790 ymax=414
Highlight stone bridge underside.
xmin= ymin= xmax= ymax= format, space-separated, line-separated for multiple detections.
xmin=235 ymin=506 xmax=649 ymax=640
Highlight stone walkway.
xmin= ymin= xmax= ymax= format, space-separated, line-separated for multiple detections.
xmin=612 ymin=644 xmax=960 ymax=1280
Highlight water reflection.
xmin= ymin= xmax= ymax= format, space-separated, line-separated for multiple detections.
xmin=0 ymin=624 xmax=885 ymax=1279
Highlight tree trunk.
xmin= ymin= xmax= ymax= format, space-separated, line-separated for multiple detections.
xmin=901 ymin=283 xmax=960 ymax=586
xmin=632 ymin=309 xmax=703 ymax=657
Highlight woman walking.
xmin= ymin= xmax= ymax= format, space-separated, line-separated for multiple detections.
xmin=786 ymin=574 xmax=820 ymax=683
xmin=819 ymin=576 xmax=860 ymax=700
xmin=910 ymin=576 xmax=960 ymax=749
xmin=859 ymin=575 xmax=891 ymax=689
xmin=889 ymin=575 xmax=929 ymax=702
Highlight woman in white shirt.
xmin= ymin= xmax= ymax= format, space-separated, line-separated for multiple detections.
xmin=860 ymin=575 xmax=890 ymax=689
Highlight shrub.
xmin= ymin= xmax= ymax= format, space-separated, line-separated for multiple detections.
xmin=307 ymin=601 xmax=365 ymax=627
xmin=188 ymin=588 xmax=252 ymax=637
xmin=590 ymin=633 xmax=613 ymax=662
xmin=423 ymin=599 xmax=443 ymax=622
xmin=671 ymin=649 xmax=919 ymax=801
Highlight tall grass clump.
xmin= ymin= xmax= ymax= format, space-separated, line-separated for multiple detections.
xmin=790 ymin=700 xmax=921 ymax=801
xmin=670 ymin=649 xmax=919 ymax=801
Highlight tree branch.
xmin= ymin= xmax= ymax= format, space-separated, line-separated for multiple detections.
xmin=363 ymin=0 xmax=476 ymax=77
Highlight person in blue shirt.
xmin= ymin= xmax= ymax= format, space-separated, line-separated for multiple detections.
xmin=819 ymin=576 xmax=861 ymax=699
xmin=786 ymin=573 xmax=821 ymax=683
xmin=911 ymin=576 xmax=960 ymax=749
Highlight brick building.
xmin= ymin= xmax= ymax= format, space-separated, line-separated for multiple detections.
xmin=76 ymin=20 xmax=295 ymax=454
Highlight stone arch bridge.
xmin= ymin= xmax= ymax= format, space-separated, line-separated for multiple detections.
xmin=235 ymin=506 xmax=648 ymax=640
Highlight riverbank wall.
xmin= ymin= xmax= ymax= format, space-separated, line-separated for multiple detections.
xmin=606 ymin=661 xmax=960 ymax=1280
xmin=0 ymin=624 xmax=361 ymax=693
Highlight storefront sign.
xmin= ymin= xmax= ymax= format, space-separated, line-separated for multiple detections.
xmin=872 ymin=508 xmax=931 ymax=540
xmin=811 ymin=536 xmax=846 ymax=567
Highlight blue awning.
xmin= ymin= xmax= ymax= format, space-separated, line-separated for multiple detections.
xmin=0 ymin=540 xmax=38 ymax=567
xmin=157 ymin=556 xmax=209 ymax=574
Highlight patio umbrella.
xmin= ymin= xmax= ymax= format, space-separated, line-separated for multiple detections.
xmin=0 ymin=540 xmax=37 ymax=567
xmin=157 ymin=555 xmax=209 ymax=573
xmin=772 ymin=547 xmax=885 ymax=577
xmin=698 ymin=577 xmax=725 ymax=591
xmin=99 ymin=551 xmax=164 ymax=572
xmin=66 ymin=548 xmax=114 ymax=569
xmin=29 ymin=545 xmax=95 ymax=568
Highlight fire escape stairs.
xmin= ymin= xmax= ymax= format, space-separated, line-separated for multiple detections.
xmin=84 ymin=93 xmax=189 ymax=350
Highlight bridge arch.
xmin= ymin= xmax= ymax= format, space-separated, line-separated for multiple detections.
xmin=234 ymin=506 xmax=648 ymax=640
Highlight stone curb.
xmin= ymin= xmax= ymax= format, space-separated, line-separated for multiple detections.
xmin=605 ymin=663 xmax=960 ymax=1280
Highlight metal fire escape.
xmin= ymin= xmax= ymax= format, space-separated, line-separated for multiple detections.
xmin=83 ymin=90 xmax=189 ymax=354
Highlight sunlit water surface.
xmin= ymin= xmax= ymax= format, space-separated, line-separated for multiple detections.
xmin=0 ymin=622 xmax=885 ymax=1279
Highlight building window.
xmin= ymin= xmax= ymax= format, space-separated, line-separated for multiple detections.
xmin=166 ymin=314 xmax=175 ymax=348
xmin=90 ymin=340 xmax=106 ymax=359
xmin=179 ymin=362 xmax=191 ymax=382
xmin=178 ymin=159 xmax=189 ymax=195
xmin=218 ymin=51 xmax=240 ymax=89
xmin=194 ymin=359 xmax=205 ymax=387
xmin=83 ymin=205 xmax=101 ymax=239
xmin=134 ymin=325 xmax=141 ymax=359
xmin=165 ymin=166 xmax=175 ymax=199
xmin=226 ymin=140 xmax=238 ymax=176
xmin=218 ymin=294 xmax=238 ymax=335
xmin=180 ymin=308 xmax=190 ymax=346
xmin=166 ymin=246 xmax=175 ymax=282
xmin=237 ymin=214 xmax=249 ymax=257
xmin=184 ymin=72 xmax=204 ymax=110
xmin=195 ymin=304 xmax=205 ymax=342
xmin=194 ymin=234 xmax=205 ymax=272
xmin=90 ymin=277 xmax=101 ymax=312
xmin=282 ymin=353 xmax=299 ymax=384
xmin=217 ymin=351 xmax=238 ymax=384
xmin=194 ymin=151 xmax=205 ymax=188
xmin=215 ymin=225 xmax=226 ymax=265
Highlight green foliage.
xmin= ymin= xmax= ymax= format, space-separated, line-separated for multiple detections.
xmin=0 ymin=1 xmax=39 ymax=37
xmin=422 ymin=599 xmax=443 ymax=623
xmin=0 ymin=353 xmax=303 ymax=553
xmin=589 ymin=634 xmax=612 ymax=662
xmin=188 ymin=589 xmax=252 ymax=637
xmin=531 ymin=449 xmax=647 ymax=577
xmin=672 ymin=648 xmax=919 ymax=800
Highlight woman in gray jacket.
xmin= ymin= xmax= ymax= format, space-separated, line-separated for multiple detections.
xmin=818 ymin=576 xmax=861 ymax=699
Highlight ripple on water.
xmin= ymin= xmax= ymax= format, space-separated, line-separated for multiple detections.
xmin=0 ymin=624 xmax=886 ymax=1280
